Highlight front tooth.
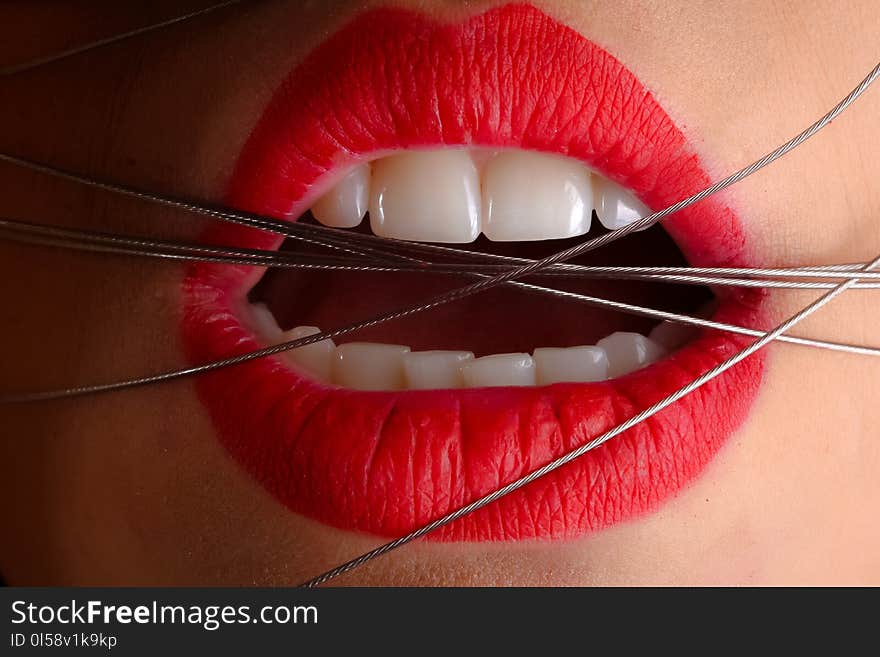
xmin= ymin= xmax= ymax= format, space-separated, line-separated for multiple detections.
xmin=312 ymin=163 xmax=370 ymax=228
xmin=369 ymin=150 xmax=481 ymax=243
xmin=595 ymin=177 xmax=651 ymax=231
xmin=482 ymin=151 xmax=592 ymax=241
xmin=533 ymin=346 xmax=609 ymax=384
xmin=460 ymin=353 xmax=536 ymax=387
xmin=403 ymin=350 xmax=474 ymax=390
xmin=596 ymin=332 xmax=666 ymax=378
xmin=333 ymin=342 xmax=411 ymax=390
xmin=279 ymin=326 xmax=336 ymax=382
xmin=648 ymin=320 xmax=698 ymax=351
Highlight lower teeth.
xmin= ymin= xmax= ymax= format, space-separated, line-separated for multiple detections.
xmin=248 ymin=302 xmax=692 ymax=391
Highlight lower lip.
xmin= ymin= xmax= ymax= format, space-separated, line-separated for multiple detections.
xmin=181 ymin=4 xmax=767 ymax=542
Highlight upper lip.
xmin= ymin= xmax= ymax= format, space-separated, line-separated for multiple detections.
xmin=182 ymin=3 xmax=767 ymax=542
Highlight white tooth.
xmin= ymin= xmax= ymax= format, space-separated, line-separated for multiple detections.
xmin=249 ymin=302 xmax=281 ymax=341
xmin=482 ymin=150 xmax=592 ymax=241
xmin=648 ymin=320 xmax=699 ymax=351
xmin=333 ymin=342 xmax=411 ymax=391
xmin=403 ymin=350 xmax=474 ymax=390
xmin=369 ymin=150 xmax=481 ymax=243
xmin=280 ymin=326 xmax=336 ymax=382
xmin=311 ymin=164 xmax=370 ymax=228
xmin=460 ymin=353 xmax=535 ymax=387
xmin=470 ymin=149 xmax=499 ymax=175
xmin=595 ymin=177 xmax=651 ymax=231
xmin=596 ymin=332 xmax=666 ymax=378
xmin=533 ymin=346 xmax=609 ymax=385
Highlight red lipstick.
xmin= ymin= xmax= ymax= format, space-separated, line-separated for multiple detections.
xmin=182 ymin=4 xmax=766 ymax=541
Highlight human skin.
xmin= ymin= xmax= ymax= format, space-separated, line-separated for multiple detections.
xmin=0 ymin=0 xmax=878 ymax=585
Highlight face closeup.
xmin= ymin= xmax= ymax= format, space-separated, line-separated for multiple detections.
xmin=1 ymin=0 xmax=878 ymax=585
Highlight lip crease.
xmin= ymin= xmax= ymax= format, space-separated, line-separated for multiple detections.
xmin=181 ymin=3 xmax=767 ymax=542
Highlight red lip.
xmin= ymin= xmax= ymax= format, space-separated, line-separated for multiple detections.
xmin=182 ymin=4 xmax=766 ymax=541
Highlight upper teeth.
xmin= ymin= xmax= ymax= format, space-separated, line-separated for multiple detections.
xmin=311 ymin=164 xmax=370 ymax=229
xmin=482 ymin=150 xmax=592 ymax=241
xmin=370 ymin=150 xmax=482 ymax=243
xmin=250 ymin=306 xmax=678 ymax=391
xmin=309 ymin=149 xmax=650 ymax=242
xmin=593 ymin=175 xmax=652 ymax=232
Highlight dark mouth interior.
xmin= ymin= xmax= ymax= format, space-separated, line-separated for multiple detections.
xmin=249 ymin=211 xmax=713 ymax=356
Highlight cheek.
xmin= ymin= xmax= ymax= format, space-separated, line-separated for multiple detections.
xmin=45 ymin=389 xmax=382 ymax=585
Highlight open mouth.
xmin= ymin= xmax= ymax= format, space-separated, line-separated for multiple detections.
xmin=248 ymin=147 xmax=715 ymax=390
xmin=181 ymin=4 xmax=768 ymax=542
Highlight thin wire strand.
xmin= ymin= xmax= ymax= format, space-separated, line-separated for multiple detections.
xmin=298 ymin=253 xmax=880 ymax=586
xmin=4 ymin=216 xmax=880 ymax=286
xmin=2 ymin=216 xmax=880 ymax=358
xmin=0 ymin=1 xmax=247 ymax=77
